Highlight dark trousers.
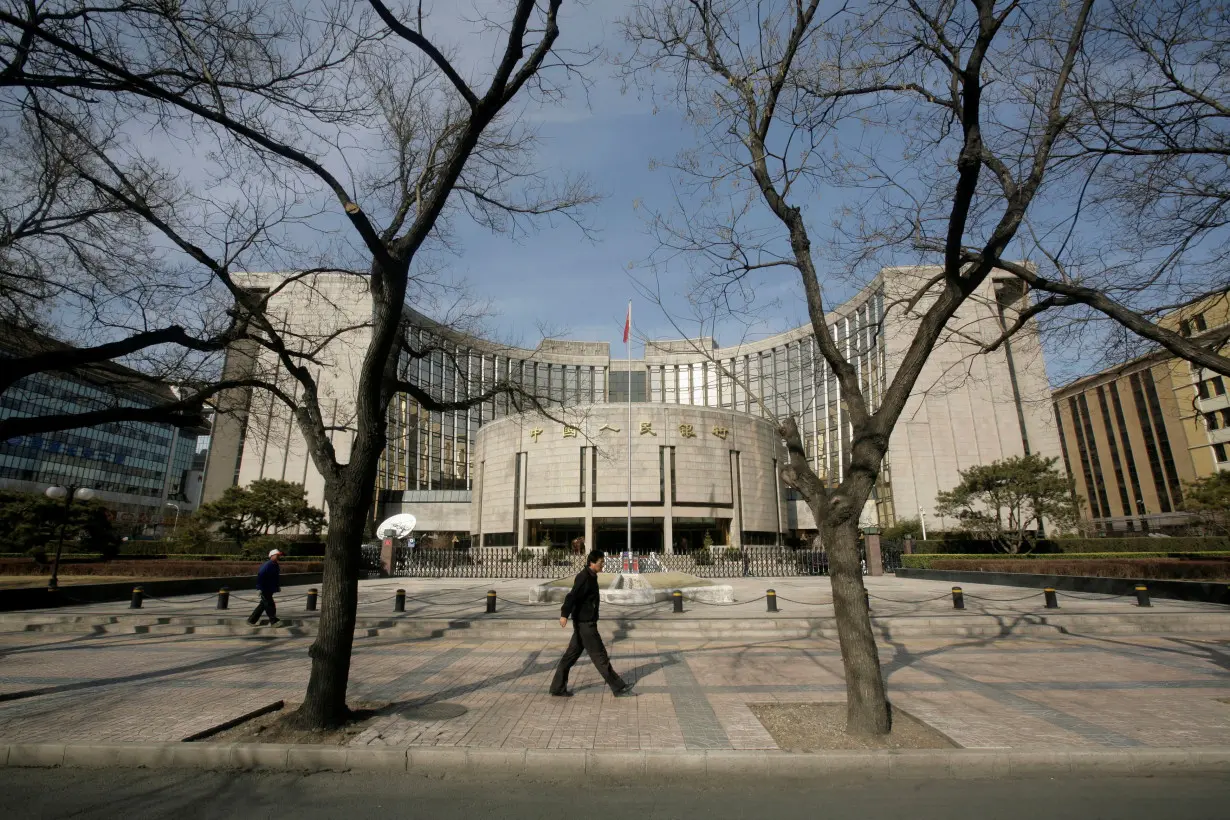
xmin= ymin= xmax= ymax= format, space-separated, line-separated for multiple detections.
xmin=550 ymin=621 xmax=625 ymax=694
xmin=248 ymin=592 xmax=278 ymax=624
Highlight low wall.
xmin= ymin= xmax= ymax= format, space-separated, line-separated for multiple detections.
xmin=0 ymin=572 xmax=324 ymax=612
xmin=895 ymin=568 xmax=1230 ymax=606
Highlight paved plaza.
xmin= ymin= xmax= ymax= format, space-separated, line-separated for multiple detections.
xmin=1 ymin=577 xmax=1228 ymax=752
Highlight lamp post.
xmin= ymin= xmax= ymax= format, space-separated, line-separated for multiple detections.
xmin=919 ymin=507 xmax=928 ymax=541
xmin=44 ymin=485 xmax=96 ymax=590
xmin=165 ymin=502 xmax=181 ymax=537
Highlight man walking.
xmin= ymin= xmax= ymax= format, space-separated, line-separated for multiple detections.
xmin=550 ymin=549 xmax=632 ymax=697
xmin=247 ymin=548 xmax=283 ymax=627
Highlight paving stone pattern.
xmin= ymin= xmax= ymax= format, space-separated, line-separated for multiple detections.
xmin=1 ymin=579 xmax=1229 ymax=750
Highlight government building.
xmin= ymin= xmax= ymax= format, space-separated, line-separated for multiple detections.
xmin=201 ymin=267 xmax=1060 ymax=549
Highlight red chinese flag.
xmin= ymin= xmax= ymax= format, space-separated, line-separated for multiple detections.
xmin=623 ymin=301 xmax=631 ymax=343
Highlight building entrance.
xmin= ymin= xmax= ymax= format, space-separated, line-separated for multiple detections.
xmin=527 ymin=518 xmax=584 ymax=550
xmin=594 ymin=517 xmax=664 ymax=553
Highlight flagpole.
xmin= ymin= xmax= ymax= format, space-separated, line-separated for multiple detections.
xmin=626 ymin=300 xmax=632 ymax=563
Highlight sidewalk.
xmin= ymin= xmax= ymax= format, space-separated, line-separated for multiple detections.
xmin=1 ymin=577 xmax=1228 ymax=756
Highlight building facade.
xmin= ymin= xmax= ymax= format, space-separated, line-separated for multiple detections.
xmin=204 ymin=267 xmax=1060 ymax=547
xmin=1052 ymin=293 xmax=1230 ymax=533
xmin=0 ymin=326 xmax=207 ymax=531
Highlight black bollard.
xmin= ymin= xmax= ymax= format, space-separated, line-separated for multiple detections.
xmin=951 ymin=586 xmax=964 ymax=610
xmin=1044 ymin=588 xmax=1058 ymax=609
xmin=865 ymin=590 xmax=871 ymax=611
xmin=306 ymin=588 xmax=318 ymax=611
xmin=486 ymin=590 xmax=497 ymax=614
xmin=672 ymin=590 xmax=684 ymax=613
xmin=216 ymin=587 xmax=229 ymax=610
xmin=130 ymin=586 xmax=144 ymax=609
xmin=1135 ymin=584 xmax=1151 ymax=607
xmin=394 ymin=589 xmax=406 ymax=613
xmin=766 ymin=589 xmax=778 ymax=612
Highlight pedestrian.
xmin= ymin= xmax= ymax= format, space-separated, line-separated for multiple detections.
xmin=247 ymin=548 xmax=284 ymax=627
xmin=550 ymin=549 xmax=632 ymax=698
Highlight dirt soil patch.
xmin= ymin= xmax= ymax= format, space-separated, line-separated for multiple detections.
xmin=748 ymin=703 xmax=958 ymax=751
xmin=202 ymin=702 xmax=386 ymax=746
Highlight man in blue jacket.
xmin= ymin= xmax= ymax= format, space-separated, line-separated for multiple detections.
xmin=248 ymin=548 xmax=284 ymax=626
xmin=549 ymin=549 xmax=631 ymax=697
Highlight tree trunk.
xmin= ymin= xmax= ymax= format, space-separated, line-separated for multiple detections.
xmin=823 ymin=517 xmax=891 ymax=736
xmin=293 ymin=484 xmax=368 ymax=729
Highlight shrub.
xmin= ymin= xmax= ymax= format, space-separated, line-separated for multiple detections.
xmin=542 ymin=548 xmax=569 ymax=566
xmin=901 ymin=551 xmax=1230 ymax=570
xmin=722 ymin=547 xmax=742 ymax=562
xmin=516 ymin=549 xmax=535 ymax=563
xmin=244 ymin=535 xmax=293 ymax=561
xmin=692 ymin=549 xmax=714 ymax=566
xmin=26 ymin=545 xmax=48 ymax=564
xmin=0 ymin=559 xmax=323 ymax=578
xmin=913 ymin=537 xmax=1230 ymax=555
xmin=925 ymin=557 xmax=1230 ymax=581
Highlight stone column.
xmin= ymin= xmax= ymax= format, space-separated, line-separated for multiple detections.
xmin=864 ymin=531 xmax=883 ymax=577
xmin=903 ymin=537 xmax=914 ymax=555
xmin=380 ymin=539 xmax=396 ymax=577
xmin=729 ymin=451 xmax=743 ymax=549
xmin=662 ymin=446 xmax=674 ymax=554
xmin=584 ymin=446 xmax=594 ymax=552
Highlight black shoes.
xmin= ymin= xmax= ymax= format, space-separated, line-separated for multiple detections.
xmin=613 ymin=685 xmax=635 ymax=698
xmin=550 ymin=690 xmax=574 ymax=698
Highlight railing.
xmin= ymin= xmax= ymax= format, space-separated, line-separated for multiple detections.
xmin=389 ymin=542 xmax=903 ymax=578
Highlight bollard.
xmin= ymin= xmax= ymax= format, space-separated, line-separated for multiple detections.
xmin=1135 ymin=584 xmax=1151 ymax=607
xmin=216 ymin=587 xmax=229 ymax=610
xmin=865 ymin=590 xmax=871 ymax=611
xmin=130 ymin=586 xmax=144 ymax=609
xmin=394 ymin=589 xmax=406 ymax=613
xmin=672 ymin=590 xmax=684 ymax=613
xmin=1044 ymin=588 xmax=1058 ymax=609
xmin=766 ymin=589 xmax=778 ymax=612
xmin=487 ymin=590 xmax=497 ymax=614
xmin=306 ymin=588 xmax=318 ymax=611
xmin=951 ymin=586 xmax=964 ymax=610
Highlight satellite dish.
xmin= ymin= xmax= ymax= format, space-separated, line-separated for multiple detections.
xmin=376 ymin=513 xmax=417 ymax=539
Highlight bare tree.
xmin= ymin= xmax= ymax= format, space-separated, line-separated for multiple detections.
xmin=965 ymin=0 xmax=1230 ymax=379
xmin=0 ymin=0 xmax=594 ymax=728
xmin=620 ymin=0 xmax=1099 ymax=735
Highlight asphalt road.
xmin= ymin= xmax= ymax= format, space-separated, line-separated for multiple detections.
xmin=4 ymin=769 xmax=1230 ymax=820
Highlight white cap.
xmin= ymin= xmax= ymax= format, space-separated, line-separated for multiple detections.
xmin=268 ymin=548 xmax=283 ymax=558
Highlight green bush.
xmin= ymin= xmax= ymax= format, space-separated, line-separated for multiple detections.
xmin=26 ymin=545 xmax=48 ymax=564
xmin=722 ymin=547 xmax=742 ymax=562
xmin=901 ymin=551 xmax=1230 ymax=569
xmin=244 ymin=534 xmax=293 ymax=560
xmin=516 ymin=549 xmax=535 ymax=563
xmin=692 ymin=549 xmax=714 ymax=566
xmin=912 ymin=537 xmax=1230 ymax=555
xmin=542 ymin=548 xmax=569 ymax=566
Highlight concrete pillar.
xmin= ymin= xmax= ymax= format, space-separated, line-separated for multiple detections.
xmin=380 ymin=539 xmax=396 ymax=577
xmin=730 ymin=451 xmax=743 ymax=549
xmin=583 ymin=446 xmax=594 ymax=551
xmin=903 ymin=537 xmax=914 ymax=555
xmin=663 ymin=446 xmax=674 ymax=554
xmin=865 ymin=531 xmax=883 ymax=577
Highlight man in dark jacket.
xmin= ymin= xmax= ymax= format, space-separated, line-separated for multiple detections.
xmin=549 ymin=549 xmax=631 ymax=697
xmin=247 ymin=548 xmax=283 ymax=626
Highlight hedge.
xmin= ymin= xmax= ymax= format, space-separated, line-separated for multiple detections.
xmin=910 ymin=537 xmax=1230 ymax=555
xmin=901 ymin=551 xmax=1230 ymax=569
xmin=923 ymin=557 xmax=1230 ymax=581
xmin=0 ymin=559 xmax=323 ymax=578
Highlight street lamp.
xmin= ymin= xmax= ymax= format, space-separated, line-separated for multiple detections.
xmin=919 ymin=507 xmax=928 ymax=541
xmin=165 ymin=502 xmax=181 ymax=537
xmin=44 ymin=485 xmax=97 ymax=590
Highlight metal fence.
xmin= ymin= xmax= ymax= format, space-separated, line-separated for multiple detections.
xmin=387 ymin=541 xmax=904 ymax=579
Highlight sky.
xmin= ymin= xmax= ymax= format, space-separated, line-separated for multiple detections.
xmin=410 ymin=0 xmax=833 ymax=359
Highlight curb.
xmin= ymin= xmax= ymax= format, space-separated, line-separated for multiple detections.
xmin=2 ymin=743 xmax=1228 ymax=780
